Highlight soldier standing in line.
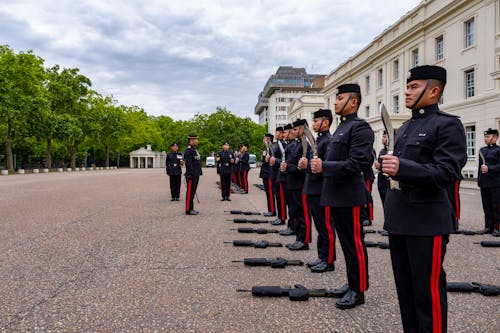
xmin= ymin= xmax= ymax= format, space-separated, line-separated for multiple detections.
xmin=381 ymin=65 xmax=467 ymax=332
xmin=299 ymin=109 xmax=335 ymax=272
xmin=277 ymin=124 xmax=295 ymax=235
xmin=239 ymin=144 xmax=250 ymax=194
xmin=271 ymin=125 xmax=291 ymax=226
xmin=478 ymin=128 xmax=500 ymax=236
xmin=261 ymin=134 xmax=276 ymax=216
xmin=361 ymin=150 xmax=375 ymax=226
xmin=216 ymin=142 xmax=234 ymax=201
xmin=184 ymin=133 xmax=202 ymax=215
xmin=281 ymin=119 xmax=310 ymax=251
xmin=374 ymin=132 xmax=390 ymax=236
xmin=166 ymin=143 xmax=183 ymax=201
xmin=311 ymin=83 xmax=373 ymax=309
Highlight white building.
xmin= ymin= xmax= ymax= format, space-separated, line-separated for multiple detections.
xmin=323 ymin=0 xmax=500 ymax=178
xmin=129 ymin=145 xmax=166 ymax=169
xmin=288 ymin=93 xmax=325 ymax=134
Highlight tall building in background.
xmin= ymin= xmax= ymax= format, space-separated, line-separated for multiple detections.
xmin=255 ymin=66 xmax=325 ymax=132
xmin=323 ymin=0 xmax=500 ymax=178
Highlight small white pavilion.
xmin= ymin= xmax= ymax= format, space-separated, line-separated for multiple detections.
xmin=129 ymin=145 xmax=166 ymax=168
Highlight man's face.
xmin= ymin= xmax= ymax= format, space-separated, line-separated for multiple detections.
xmin=190 ymin=138 xmax=199 ymax=146
xmin=382 ymin=134 xmax=388 ymax=146
xmin=312 ymin=117 xmax=322 ymax=132
xmin=283 ymin=129 xmax=290 ymax=140
xmin=275 ymin=131 xmax=283 ymax=140
xmin=289 ymin=128 xmax=298 ymax=140
xmin=171 ymin=145 xmax=178 ymax=152
xmin=405 ymin=79 xmax=431 ymax=109
xmin=484 ymin=134 xmax=499 ymax=145
xmin=223 ymin=143 xmax=229 ymax=151
xmin=334 ymin=93 xmax=353 ymax=115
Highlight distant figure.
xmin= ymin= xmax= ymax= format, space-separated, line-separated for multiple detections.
xmin=184 ymin=133 xmax=202 ymax=215
xmin=166 ymin=142 xmax=183 ymax=201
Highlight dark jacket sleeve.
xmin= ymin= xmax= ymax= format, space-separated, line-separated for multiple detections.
xmin=184 ymin=149 xmax=193 ymax=177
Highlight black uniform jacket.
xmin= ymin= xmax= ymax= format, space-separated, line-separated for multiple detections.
xmin=478 ymin=144 xmax=500 ymax=188
xmin=285 ymin=138 xmax=309 ymax=190
xmin=383 ymin=104 xmax=467 ymax=236
xmin=303 ymin=130 xmax=331 ymax=196
xmin=239 ymin=152 xmax=250 ymax=171
xmin=166 ymin=151 xmax=183 ymax=176
xmin=217 ymin=150 xmax=234 ymax=175
xmin=363 ymin=149 xmax=375 ymax=182
xmin=184 ymin=145 xmax=202 ymax=177
xmin=273 ymin=140 xmax=287 ymax=183
xmin=377 ymin=147 xmax=389 ymax=190
xmin=259 ymin=146 xmax=271 ymax=178
xmin=320 ymin=113 xmax=374 ymax=207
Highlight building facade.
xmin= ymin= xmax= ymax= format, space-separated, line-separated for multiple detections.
xmin=255 ymin=66 xmax=325 ymax=132
xmin=129 ymin=145 xmax=166 ymax=169
xmin=323 ymin=0 xmax=500 ymax=178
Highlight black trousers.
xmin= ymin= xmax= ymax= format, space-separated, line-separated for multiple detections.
xmin=220 ymin=173 xmax=231 ymax=198
xmin=389 ymin=234 xmax=448 ymax=333
xmin=242 ymin=169 xmax=249 ymax=193
xmin=285 ymin=189 xmax=309 ymax=243
xmin=169 ymin=175 xmax=181 ymax=199
xmin=262 ymin=177 xmax=275 ymax=213
xmin=185 ymin=176 xmax=199 ymax=212
xmin=308 ymin=196 xmax=336 ymax=264
xmin=481 ymin=187 xmax=500 ymax=230
xmin=330 ymin=206 xmax=369 ymax=293
xmin=274 ymin=180 xmax=287 ymax=221
xmin=361 ymin=179 xmax=374 ymax=223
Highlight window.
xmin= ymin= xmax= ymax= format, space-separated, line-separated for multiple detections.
xmin=378 ymin=101 xmax=382 ymax=113
xmin=411 ymin=48 xmax=419 ymax=68
xmin=377 ymin=68 xmax=383 ymax=88
xmin=462 ymin=169 xmax=475 ymax=179
xmin=393 ymin=59 xmax=399 ymax=81
xmin=435 ymin=35 xmax=444 ymax=61
xmin=393 ymin=95 xmax=400 ymax=114
xmin=278 ymin=106 xmax=287 ymax=112
xmin=465 ymin=69 xmax=475 ymax=98
xmin=276 ymin=115 xmax=287 ymax=121
xmin=465 ymin=18 xmax=475 ymax=48
xmin=365 ymin=76 xmax=371 ymax=94
xmin=465 ymin=125 xmax=476 ymax=158
xmin=365 ymin=106 xmax=370 ymax=118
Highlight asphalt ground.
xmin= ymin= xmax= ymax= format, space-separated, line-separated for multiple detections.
xmin=0 ymin=168 xmax=498 ymax=333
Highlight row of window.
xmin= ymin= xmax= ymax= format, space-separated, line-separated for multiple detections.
xmin=275 ymin=106 xmax=287 ymax=112
xmin=276 ymin=97 xmax=294 ymax=103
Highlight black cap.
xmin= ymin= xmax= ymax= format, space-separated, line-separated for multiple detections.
xmin=284 ymin=123 xmax=293 ymax=130
xmin=275 ymin=126 xmax=284 ymax=132
xmin=188 ymin=133 xmax=199 ymax=139
xmin=484 ymin=128 xmax=499 ymax=135
xmin=242 ymin=143 xmax=249 ymax=148
xmin=265 ymin=133 xmax=274 ymax=141
xmin=292 ymin=119 xmax=308 ymax=127
xmin=337 ymin=83 xmax=360 ymax=94
xmin=406 ymin=65 xmax=446 ymax=85
xmin=313 ymin=109 xmax=333 ymax=122
xmin=382 ymin=130 xmax=387 ymax=135
xmin=171 ymin=142 xmax=178 ymax=147
xmin=222 ymin=141 xmax=229 ymax=145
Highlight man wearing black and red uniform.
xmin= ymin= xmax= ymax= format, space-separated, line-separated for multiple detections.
xmin=270 ymin=127 xmax=286 ymax=225
xmin=311 ymin=83 xmax=373 ymax=309
xmin=216 ymin=142 xmax=234 ymax=201
xmin=261 ymin=134 xmax=276 ymax=216
xmin=381 ymin=66 xmax=467 ymax=332
xmin=184 ymin=133 xmax=203 ymax=215
xmin=238 ymin=144 xmax=250 ymax=193
xmin=166 ymin=142 xmax=183 ymax=201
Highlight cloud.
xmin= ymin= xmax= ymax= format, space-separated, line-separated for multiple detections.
xmin=0 ymin=0 xmax=421 ymax=120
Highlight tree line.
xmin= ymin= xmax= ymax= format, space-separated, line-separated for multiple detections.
xmin=0 ymin=46 xmax=266 ymax=171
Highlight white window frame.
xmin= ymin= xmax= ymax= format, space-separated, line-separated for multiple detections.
xmin=465 ymin=125 xmax=476 ymax=159
xmin=393 ymin=95 xmax=400 ymax=114
xmin=393 ymin=59 xmax=399 ymax=81
xmin=465 ymin=68 xmax=475 ymax=99
xmin=464 ymin=17 xmax=475 ymax=48
xmin=435 ymin=35 xmax=444 ymax=61
xmin=411 ymin=48 xmax=419 ymax=68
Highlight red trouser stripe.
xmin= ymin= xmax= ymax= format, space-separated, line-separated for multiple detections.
xmin=185 ymin=179 xmax=192 ymax=212
xmin=454 ymin=180 xmax=460 ymax=220
xmin=280 ymin=183 xmax=286 ymax=220
xmin=325 ymin=206 xmax=335 ymax=264
xmin=268 ymin=178 xmax=275 ymax=213
xmin=365 ymin=180 xmax=373 ymax=221
xmin=302 ymin=194 xmax=311 ymax=244
xmin=244 ymin=170 xmax=248 ymax=192
xmin=238 ymin=172 xmax=242 ymax=188
xmin=431 ymin=235 xmax=443 ymax=333
xmin=353 ymin=206 xmax=367 ymax=291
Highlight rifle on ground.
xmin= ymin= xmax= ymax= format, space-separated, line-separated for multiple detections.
xmin=364 ymin=229 xmax=376 ymax=234
xmin=225 ymin=210 xmax=261 ymax=215
xmin=447 ymin=282 xmax=500 ymax=296
xmin=230 ymin=227 xmax=279 ymax=234
xmin=237 ymin=284 xmax=336 ymax=301
xmin=224 ymin=240 xmax=282 ymax=248
xmin=232 ymin=257 xmax=303 ymax=268
xmin=365 ymin=240 xmax=389 ymax=249
xmin=476 ymin=240 xmax=500 ymax=247
xmin=228 ymin=218 xmax=270 ymax=224
xmin=454 ymin=229 xmax=485 ymax=235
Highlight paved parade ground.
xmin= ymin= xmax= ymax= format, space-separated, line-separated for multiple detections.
xmin=0 ymin=168 xmax=498 ymax=332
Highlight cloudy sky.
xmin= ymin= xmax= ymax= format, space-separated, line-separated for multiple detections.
xmin=0 ymin=0 xmax=421 ymax=121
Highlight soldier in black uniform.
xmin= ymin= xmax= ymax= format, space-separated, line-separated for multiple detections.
xmin=166 ymin=143 xmax=183 ymax=201
xmin=478 ymin=128 xmax=500 ymax=236
xmin=277 ymin=124 xmax=295 ymax=235
xmin=216 ymin=142 xmax=234 ymax=201
xmin=184 ymin=133 xmax=203 ymax=215
xmin=281 ymin=119 xmax=310 ymax=250
xmin=261 ymin=134 xmax=276 ymax=216
xmin=361 ymin=150 xmax=375 ymax=226
xmin=374 ymin=132 xmax=390 ymax=236
xmin=270 ymin=127 xmax=286 ymax=225
xmin=238 ymin=144 xmax=250 ymax=193
xmin=311 ymin=83 xmax=373 ymax=309
xmin=299 ymin=109 xmax=335 ymax=272
xmin=381 ymin=66 xmax=467 ymax=332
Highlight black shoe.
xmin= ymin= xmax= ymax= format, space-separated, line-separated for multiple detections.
xmin=379 ymin=229 xmax=389 ymax=236
xmin=171 ymin=198 xmax=176 ymax=201
xmin=492 ymin=229 xmax=500 ymax=237
xmin=271 ymin=218 xmax=285 ymax=226
xmin=226 ymin=197 xmax=231 ymax=201
xmin=221 ymin=198 xmax=226 ymax=201
xmin=335 ymin=290 xmax=365 ymax=309
xmin=483 ymin=228 xmax=493 ymax=234
xmin=286 ymin=241 xmax=309 ymax=251
xmin=362 ymin=220 xmax=372 ymax=227
xmin=176 ymin=198 xmax=180 ymax=201
xmin=310 ymin=261 xmax=335 ymax=273
xmin=263 ymin=212 xmax=276 ymax=217
xmin=279 ymin=228 xmax=296 ymax=236
xmin=185 ymin=210 xmax=199 ymax=215
xmin=306 ymin=258 xmax=323 ymax=268
xmin=330 ymin=284 xmax=350 ymax=298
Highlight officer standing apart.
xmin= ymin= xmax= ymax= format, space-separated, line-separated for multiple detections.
xmin=166 ymin=143 xmax=183 ymax=201
xmin=478 ymin=128 xmax=500 ymax=236
xmin=184 ymin=133 xmax=203 ymax=215
xmin=381 ymin=65 xmax=467 ymax=332
xmin=311 ymin=84 xmax=373 ymax=309
xmin=216 ymin=142 xmax=234 ymax=201
xmin=299 ymin=109 xmax=335 ymax=272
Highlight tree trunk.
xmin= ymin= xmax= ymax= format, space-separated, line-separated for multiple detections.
xmin=116 ymin=151 xmax=120 ymax=167
xmin=45 ymin=138 xmax=52 ymax=169
xmin=69 ymin=144 xmax=78 ymax=170
xmin=5 ymin=122 xmax=14 ymax=171
xmin=105 ymin=144 xmax=110 ymax=168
